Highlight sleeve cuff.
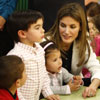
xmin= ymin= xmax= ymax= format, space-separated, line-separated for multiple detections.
xmin=66 ymin=85 xmax=71 ymax=94
xmin=42 ymin=87 xmax=53 ymax=98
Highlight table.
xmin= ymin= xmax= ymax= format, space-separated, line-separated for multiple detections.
xmin=97 ymin=56 xmax=100 ymax=62
xmin=40 ymin=86 xmax=100 ymax=100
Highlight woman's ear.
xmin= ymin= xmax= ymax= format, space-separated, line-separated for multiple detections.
xmin=18 ymin=30 xmax=26 ymax=39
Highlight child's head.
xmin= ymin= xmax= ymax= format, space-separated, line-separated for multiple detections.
xmin=7 ymin=10 xmax=45 ymax=46
xmin=88 ymin=20 xmax=99 ymax=38
xmin=0 ymin=55 xmax=27 ymax=89
xmin=86 ymin=2 xmax=100 ymax=18
xmin=40 ymin=41 xmax=62 ymax=74
xmin=91 ymin=14 xmax=100 ymax=32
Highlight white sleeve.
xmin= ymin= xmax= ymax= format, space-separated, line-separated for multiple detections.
xmin=85 ymin=46 xmax=100 ymax=81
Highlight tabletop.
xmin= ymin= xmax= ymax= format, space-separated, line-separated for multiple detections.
xmin=97 ymin=56 xmax=100 ymax=62
xmin=40 ymin=86 xmax=100 ymax=100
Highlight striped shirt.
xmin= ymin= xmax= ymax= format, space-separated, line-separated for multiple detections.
xmin=7 ymin=42 xmax=53 ymax=100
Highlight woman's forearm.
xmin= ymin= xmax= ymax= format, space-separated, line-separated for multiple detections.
xmin=90 ymin=78 xmax=100 ymax=89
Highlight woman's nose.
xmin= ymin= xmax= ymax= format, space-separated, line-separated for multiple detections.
xmin=64 ymin=27 xmax=70 ymax=34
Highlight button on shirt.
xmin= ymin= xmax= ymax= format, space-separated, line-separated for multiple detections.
xmin=7 ymin=42 xmax=53 ymax=100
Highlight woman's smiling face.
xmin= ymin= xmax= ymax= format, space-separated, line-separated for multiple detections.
xmin=59 ymin=16 xmax=80 ymax=45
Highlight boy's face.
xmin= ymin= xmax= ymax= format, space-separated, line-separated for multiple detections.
xmin=46 ymin=49 xmax=62 ymax=73
xmin=23 ymin=18 xmax=45 ymax=46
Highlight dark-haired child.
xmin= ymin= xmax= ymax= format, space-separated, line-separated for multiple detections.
xmin=40 ymin=41 xmax=83 ymax=94
xmin=7 ymin=10 xmax=59 ymax=100
xmin=0 ymin=55 xmax=27 ymax=100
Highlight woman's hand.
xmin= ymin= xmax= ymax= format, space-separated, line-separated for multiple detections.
xmin=82 ymin=78 xmax=100 ymax=98
xmin=82 ymin=87 xmax=96 ymax=98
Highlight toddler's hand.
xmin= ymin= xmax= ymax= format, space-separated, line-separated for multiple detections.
xmin=68 ymin=79 xmax=81 ymax=92
xmin=46 ymin=94 xmax=60 ymax=100
xmin=73 ymin=75 xmax=83 ymax=85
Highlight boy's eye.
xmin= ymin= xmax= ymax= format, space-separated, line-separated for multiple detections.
xmin=35 ymin=27 xmax=40 ymax=30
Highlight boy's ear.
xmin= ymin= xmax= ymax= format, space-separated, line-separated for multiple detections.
xmin=18 ymin=30 xmax=26 ymax=39
xmin=15 ymin=79 xmax=21 ymax=88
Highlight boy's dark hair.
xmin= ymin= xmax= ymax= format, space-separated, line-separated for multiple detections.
xmin=0 ymin=55 xmax=24 ymax=88
xmin=7 ymin=10 xmax=44 ymax=43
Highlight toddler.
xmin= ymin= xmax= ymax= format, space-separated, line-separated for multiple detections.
xmin=40 ymin=41 xmax=83 ymax=94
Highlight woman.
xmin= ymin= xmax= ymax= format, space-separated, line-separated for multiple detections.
xmin=45 ymin=3 xmax=100 ymax=98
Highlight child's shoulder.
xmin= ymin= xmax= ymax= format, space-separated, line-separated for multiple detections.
xmin=7 ymin=44 xmax=24 ymax=59
xmin=7 ymin=45 xmax=23 ymax=55
xmin=61 ymin=67 xmax=69 ymax=73
xmin=62 ymin=67 xmax=68 ymax=71
xmin=62 ymin=67 xmax=72 ymax=75
xmin=0 ymin=89 xmax=9 ymax=97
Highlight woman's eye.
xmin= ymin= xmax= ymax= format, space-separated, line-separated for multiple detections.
xmin=70 ymin=25 xmax=76 ymax=29
xmin=60 ymin=23 xmax=66 ymax=28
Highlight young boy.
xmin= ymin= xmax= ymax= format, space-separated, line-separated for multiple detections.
xmin=7 ymin=10 xmax=60 ymax=100
xmin=0 ymin=55 xmax=27 ymax=100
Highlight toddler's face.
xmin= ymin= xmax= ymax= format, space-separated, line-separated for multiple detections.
xmin=23 ymin=18 xmax=45 ymax=46
xmin=88 ymin=21 xmax=99 ymax=38
xmin=46 ymin=49 xmax=62 ymax=73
